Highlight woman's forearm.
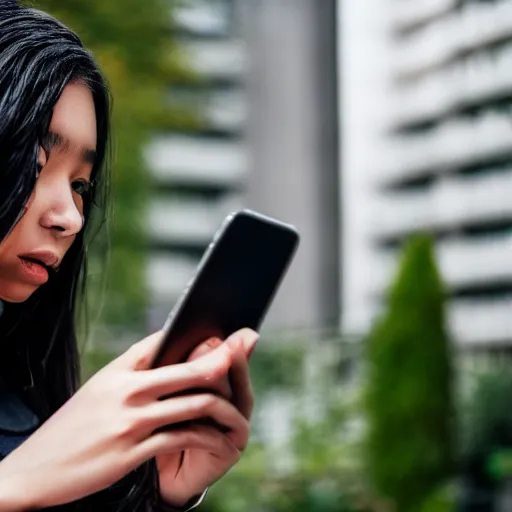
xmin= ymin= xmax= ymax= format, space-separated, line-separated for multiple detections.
xmin=0 ymin=468 xmax=33 ymax=511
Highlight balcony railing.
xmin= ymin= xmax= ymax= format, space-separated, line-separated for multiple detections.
xmin=392 ymin=15 xmax=459 ymax=77
xmin=182 ymin=39 xmax=247 ymax=80
xmin=348 ymin=281 xmax=512 ymax=347
xmin=147 ymin=200 xmax=221 ymax=245
xmin=390 ymin=42 xmax=512 ymax=128
xmin=369 ymin=247 xmax=512 ymax=345
xmin=371 ymin=231 xmax=512 ymax=293
xmin=381 ymin=113 xmax=512 ymax=183
xmin=373 ymin=190 xmax=433 ymax=238
xmin=146 ymin=254 xmax=199 ymax=299
xmin=174 ymin=0 xmax=231 ymax=36
xmin=205 ymin=89 xmax=247 ymax=131
xmin=449 ymin=298 xmax=512 ymax=346
xmin=389 ymin=0 xmax=457 ymax=33
xmin=374 ymin=170 xmax=512 ymax=237
xmin=392 ymin=2 xmax=512 ymax=80
xmin=147 ymin=195 xmax=243 ymax=246
xmin=145 ymin=135 xmax=248 ymax=186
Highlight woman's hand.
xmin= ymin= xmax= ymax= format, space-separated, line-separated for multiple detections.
xmin=156 ymin=329 xmax=258 ymax=508
xmin=0 ymin=328 xmax=258 ymax=511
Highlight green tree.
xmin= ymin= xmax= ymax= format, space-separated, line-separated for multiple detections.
xmin=34 ymin=0 xmax=198 ymax=332
xmin=364 ymin=235 xmax=454 ymax=512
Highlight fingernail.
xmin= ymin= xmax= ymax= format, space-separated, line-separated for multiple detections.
xmin=190 ymin=338 xmax=221 ymax=360
xmin=247 ymin=338 xmax=258 ymax=357
xmin=245 ymin=331 xmax=259 ymax=358
xmin=206 ymin=337 xmax=222 ymax=349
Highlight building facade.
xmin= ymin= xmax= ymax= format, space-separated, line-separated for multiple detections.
xmin=145 ymin=0 xmax=249 ymax=331
xmin=339 ymin=0 xmax=512 ymax=349
xmin=241 ymin=0 xmax=340 ymax=333
xmin=145 ymin=0 xmax=340 ymax=337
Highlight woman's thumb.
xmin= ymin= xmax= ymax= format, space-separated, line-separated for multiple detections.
xmin=119 ymin=330 xmax=164 ymax=370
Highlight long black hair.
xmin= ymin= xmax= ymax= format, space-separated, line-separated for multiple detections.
xmin=0 ymin=1 xmax=159 ymax=510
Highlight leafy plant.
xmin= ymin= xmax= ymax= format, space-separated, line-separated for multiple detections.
xmin=461 ymin=369 xmax=512 ymax=481
xmin=248 ymin=340 xmax=304 ymax=397
xmin=364 ymin=235 xmax=454 ymax=512
xmin=201 ymin=347 xmax=369 ymax=512
xmin=418 ymin=484 xmax=456 ymax=512
xmin=81 ymin=348 xmax=116 ymax=382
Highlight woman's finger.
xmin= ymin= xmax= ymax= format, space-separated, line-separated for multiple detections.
xmin=187 ymin=337 xmax=223 ymax=362
xmin=115 ymin=330 xmax=164 ymax=371
xmin=136 ymin=341 xmax=234 ymax=400
xmin=144 ymin=393 xmax=250 ymax=451
xmin=230 ymin=328 xmax=259 ymax=359
xmin=228 ymin=344 xmax=254 ymax=420
xmin=186 ymin=338 xmax=232 ymax=400
xmin=136 ymin=424 xmax=240 ymax=467
xmin=224 ymin=330 xmax=257 ymax=419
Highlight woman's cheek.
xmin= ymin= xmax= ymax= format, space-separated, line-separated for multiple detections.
xmin=21 ymin=193 xmax=35 ymax=218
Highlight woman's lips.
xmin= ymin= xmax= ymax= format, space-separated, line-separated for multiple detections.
xmin=18 ymin=256 xmax=49 ymax=285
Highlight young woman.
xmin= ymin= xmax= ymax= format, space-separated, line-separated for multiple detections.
xmin=0 ymin=1 xmax=258 ymax=510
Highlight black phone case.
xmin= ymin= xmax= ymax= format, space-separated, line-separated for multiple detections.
xmin=151 ymin=209 xmax=300 ymax=368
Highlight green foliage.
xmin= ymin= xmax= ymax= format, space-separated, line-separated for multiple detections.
xmin=418 ymin=484 xmax=456 ymax=512
xmin=364 ymin=235 xmax=454 ymax=512
xmin=33 ymin=0 xmax=199 ymax=330
xmin=461 ymin=369 xmax=512 ymax=480
xmin=291 ymin=397 xmax=361 ymax=480
xmin=249 ymin=340 xmax=304 ymax=397
xmin=198 ymin=378 xmax=370 ymax=512
xmin=80 ymin=348 xmax=116 ymax=382
xmin=193 ymin=340 xmax=372 ymax=512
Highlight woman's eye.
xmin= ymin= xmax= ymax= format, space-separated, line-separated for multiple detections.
xmin=37 ymin=146 xmax=48 ymax=175
xmin=72 ymin=179 xmax=92 ymax=198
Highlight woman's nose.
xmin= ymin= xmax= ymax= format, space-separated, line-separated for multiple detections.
xmin=40 ymin=194 xmax=84 ymax=238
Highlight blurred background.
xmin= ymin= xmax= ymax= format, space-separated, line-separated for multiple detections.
xmin=34 ymin=0 xmax=512 ymax=510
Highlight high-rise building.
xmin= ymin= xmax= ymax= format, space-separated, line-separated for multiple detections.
xmin=144 ymin=0 xmax=340 ymax=337
xmin=144 ymin=0 xmax=249 ymax=331
xmin=340 ymin=0 xmax=512 ymax=350
xmin=241 ymin=0 xmax=340 ymax=333
xmin=237 ymin=0 xmax=341 ymax=456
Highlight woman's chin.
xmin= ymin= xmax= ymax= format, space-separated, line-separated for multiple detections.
xmin=0 ymin=282 xmax=38 ymax=303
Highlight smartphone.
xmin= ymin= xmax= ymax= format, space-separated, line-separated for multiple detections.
xmin=151 ymin=209 xmax=300 ymax=368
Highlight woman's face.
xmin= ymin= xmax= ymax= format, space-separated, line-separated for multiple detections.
xmin=0 ymin=82 xmax=97 ymax=303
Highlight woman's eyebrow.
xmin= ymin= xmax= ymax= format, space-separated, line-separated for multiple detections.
xmin=41 ymin=131 xmax=97 ymax=165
